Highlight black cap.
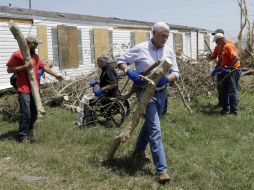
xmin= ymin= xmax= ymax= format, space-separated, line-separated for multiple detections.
xmin=212 ymin=28 xmax=224 ymax=35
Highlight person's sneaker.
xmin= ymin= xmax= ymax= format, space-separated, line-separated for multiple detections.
xmin=221 ymin=109 xmax=230 ymax=115
xmin=158 ymin=172 xmax=170 ymax=184
xmin=131 ymin=150 xmax=151 ymax=162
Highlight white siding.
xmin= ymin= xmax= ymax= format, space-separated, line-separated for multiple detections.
xmin=183 ymin=33 xmax=192 ymax=58
xmin=198 ymin=33 xmax=205 ymax=55
xmin=190 ymin=31 xmax=198 ymax=59
xmin=166 ymin=30 xmax=174 ymax=50
xmin=112 ymin=30 xmax=131 ymax=57
xmin=210 ymin=34 xmax=216 ymax=51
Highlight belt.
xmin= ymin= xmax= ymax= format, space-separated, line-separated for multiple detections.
xmin=155 ymin=85 xmax=166 ymax=92
xmin=218 ymin=68 xmax=239 ymax=74
xmin=136 ymin=85 xmax=166 ymax=92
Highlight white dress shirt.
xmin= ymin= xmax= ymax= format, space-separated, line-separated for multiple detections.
xmin=117 ymin=39 xmax=179 ymax=78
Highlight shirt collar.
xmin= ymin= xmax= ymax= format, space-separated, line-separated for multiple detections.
xmin=149 ymin=39 xmax=163 ymax=50
xmin=148 ymin=39 xmax=156 ymax=50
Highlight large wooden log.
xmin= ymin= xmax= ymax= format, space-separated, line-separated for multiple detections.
xmin=107 ymin=60 xmax=171 ymax=160
xmin=9 ymin=21 xmax=46 ymax=118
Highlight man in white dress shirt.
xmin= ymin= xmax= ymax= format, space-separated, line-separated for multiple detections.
xmin=117 ymin=21 xmax=179 ymax=183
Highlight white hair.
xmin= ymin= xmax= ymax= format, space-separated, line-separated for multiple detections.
xmin=152 ymin=22 xmax=170 ymax=33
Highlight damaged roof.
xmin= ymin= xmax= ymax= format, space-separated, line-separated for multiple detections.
xmin=0 ymin=6 xmax=210 ymax=32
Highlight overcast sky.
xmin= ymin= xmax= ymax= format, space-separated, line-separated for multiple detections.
xmin=1 ymin=0 xmax=254 ymax=40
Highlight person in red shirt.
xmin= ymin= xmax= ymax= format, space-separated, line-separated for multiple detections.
xmin=6 ymin=36 xmax=45 ymax=143
xmin=212 ymin=33 xmax=241 ymax=115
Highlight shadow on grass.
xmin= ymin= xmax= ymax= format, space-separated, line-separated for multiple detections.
xmin=0 ymin=129 xmax=17 ymax=141
xmin=101 ymin=155 xmax=153 ymax=177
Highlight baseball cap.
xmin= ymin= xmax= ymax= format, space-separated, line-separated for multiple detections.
xmin=212 ymin=28 xmax=224 ymax=35
xmin=213 ymin=33 xmax=224 ymax=42
xmin=26 ymin=36 xmax=42 ymax=44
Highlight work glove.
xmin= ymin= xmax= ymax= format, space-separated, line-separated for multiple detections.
xmin=94 ymin=88 xmax=105 ymax=97
xmin=126 ymin=69 xmax=143 ymax=85
xmin=211 ymin=66 xmax=218 ymax=77
xmin=221 ymin=67 xmax=229 ymax=74
xmin=38 ymin=69 xmax=45 ymax=81
xmin=90 ymin=80 xmax=99 ymax=87
xmin=157 ymin=76 xmax=169 ymax=88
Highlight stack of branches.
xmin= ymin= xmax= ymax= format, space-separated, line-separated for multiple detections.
xmin=169 ymin=57 xmax=216 ymax=100
xmin=169 ymin=54 xmax=254 ymax=101
xmin=40 ymin=70 xmax=100 ymax=111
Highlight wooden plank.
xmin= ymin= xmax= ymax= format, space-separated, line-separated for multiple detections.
xmin=0 ymin=17 xmax=33 ymax=24
xmin=175 ymin=33 xmax=183 ymax=56
xmin=68 ymin=26 xmax=79 ymax=68
xmin=37 ymin=25 xmax=48 ymax=60
xmin=135 ymin=31 xmax=148 ymax=44
xmin=57 ymin=25 xmax=69 ymax=69
xmin=51 ymin=27 xmax=59 ymax=66
xmin=204 ymin=34 xmax=210 ymax=52
xmin=93 ymin=28 xmax=109 ymax=62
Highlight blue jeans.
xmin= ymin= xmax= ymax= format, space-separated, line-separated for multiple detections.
xmin=135 ymin=88 xmax=168 ymax=173
xmin=162 ymin=86 xmax=169 ymax=115
xmin=220 ymin=69 xmax=241 ymax=113
xmin=217 ymin=73 xmax=225 ymax=106
xmin=18 ymin=92 xmax=37 ymax=140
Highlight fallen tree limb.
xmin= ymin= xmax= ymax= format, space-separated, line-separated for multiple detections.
xmin=43 ymin=95 xmax=69 ymax=106
xmin=9 ymin=21 xmax=46 ymax=118
xmin=242 ymin=69 xmax=254 ymax=76
xmin=106 ymin=60 xmax=171 ymax=160
xmin=173 ymin=82 xmax=193 ymax=114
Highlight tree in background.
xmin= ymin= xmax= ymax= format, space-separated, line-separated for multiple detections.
xmin=237 ymin=0 xmax=254 ymax=57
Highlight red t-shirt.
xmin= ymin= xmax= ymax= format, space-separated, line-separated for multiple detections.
xmin=6 ymin=50 xmax=44 ymax=93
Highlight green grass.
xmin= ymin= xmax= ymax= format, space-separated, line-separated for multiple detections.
xmin=0 ymin=93 xmax=254 ymax=190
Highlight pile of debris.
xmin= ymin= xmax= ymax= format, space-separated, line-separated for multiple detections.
xmin=171 ymin=57 xmax=215 ymax=100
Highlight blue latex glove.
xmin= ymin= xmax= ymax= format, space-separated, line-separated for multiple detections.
xmin=211 ymin=66 xmax=218 ymax=77
xmin=157 ymin=76 xmax=169 ymax=87
xmin=221 ymin=67 xmax=229 ymax=74
xmin=38 ymin=69 xmax=45 ymax=81
xmin=126 ymin=69 xmax=143 ymax=85
xmin=94 ymin=88 xmax=104 ymax=97
xmin=90 ymin=80 xmax=98 ymax=87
